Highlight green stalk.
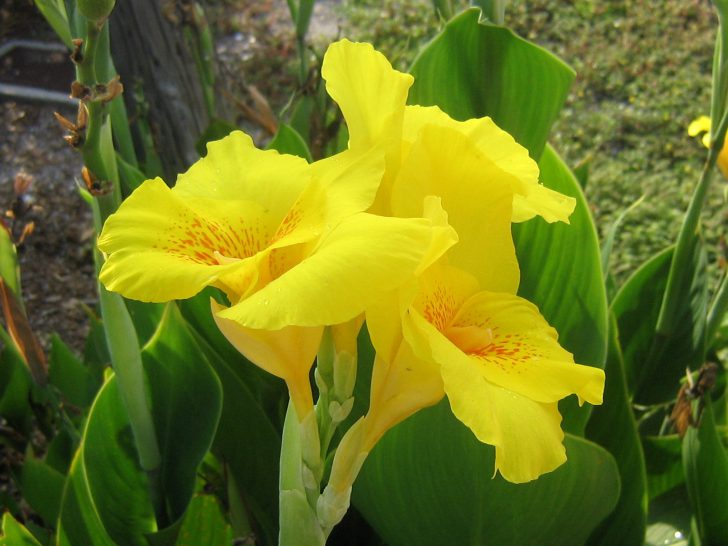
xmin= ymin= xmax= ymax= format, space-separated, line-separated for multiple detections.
xmin=78 ymin=15 xmax=161 ymax=483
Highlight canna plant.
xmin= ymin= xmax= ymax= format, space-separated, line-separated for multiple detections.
xmin=1 ymin=1 xmax=726 ymax=546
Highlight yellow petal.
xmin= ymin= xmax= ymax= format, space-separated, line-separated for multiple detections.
xmin=365 ymin=345 xmax=444 ymax=451
xmin=441 ymin=354 xmax=567 ymax=483
xmin=322 ymin=40 xmax=413 ymax=213
xmin=217 ymin=213 xmax=437 ymax=329
xmin=310 ymin=146 xmax=386 ymax=219
xmin=416 ymin=196 xmax=459 ymax=276
xmin=322 ymin=40 xmax=412 ymax=155
xmin=175 ymin=131 xmax=312 ymax=222
xmin=449 ymin=291 xmax=605 ymax=405
xmin=211 ymin=299 xmax=321 ymax=419
xmin=403 ymin=105 xmax=574 ymax=224
xmin=392 ymin=124 xmax=519 ymax=294
xmin=98 ymin=178 xmax=271 ymax=302
xmin=688 ymin=115 xmax=711 ymax=137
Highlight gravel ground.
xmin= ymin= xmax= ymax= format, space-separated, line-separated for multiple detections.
xmin=0 ymin=100 xmax=94 ymax=352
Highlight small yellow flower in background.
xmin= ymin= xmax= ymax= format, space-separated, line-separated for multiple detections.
xmin=689 ymin=115 xmax=728 ymax=177
xmin=98 ymin=131 xmax=441 ymax=420
xmin=319 ymin=39 xmax=605 ymax=489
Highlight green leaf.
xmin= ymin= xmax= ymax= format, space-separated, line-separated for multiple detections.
xmin=117 ymin=153 xmax=147 ymax=195
xmin=33 ymin=0 xmax=73 ymax=48
xmin=353 ymin=401 xmax=620 ymax=546
xmin=175 ymin=495 xmax=233 ymax=546
xmin=643 ymin=434 xmax=685 ymax=501
xmin=179 ymin=294 xmax=282 ymax=543
xmin=19 ymin=454 xmax=65 ymax=527
xmin=682 ymin=399 xmax=728 ymax=545
xmin=267 ymin=123 xmax=313 ymax=162
xmin=0 ymin=512 xmax=42 ymax=546
xmin=57 ymin=449 xmax=116 ymax=546
xmin=82 ymin=376 xmax=156 ymax=545
xmin=513 ymin=145 xmax=608 ymax=433
xmin=612 ymin=244 xmax=709 ymax=404
xmin=195 ymin=118 xmax=239 ymax=157
xmin=647 ymin=486 xmax=693 ymax=546
xmin=409 ymin=8 xmax=574 ymax=160
xmin=143 ymin=303 xmax=223 ymax=525
xmin=585 ymin=313 xmax=647 ymax=546
xmin=0 ymin=345 xmax=32 ymax=427
xmin=0 ymin=223 xmax=20 ymax=296
xmin=48 ymin=334 xmax=100 ymax=408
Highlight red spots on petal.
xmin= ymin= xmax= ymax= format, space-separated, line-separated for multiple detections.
xmin=420 ymin=283 xmax=458 ymax=331
xmin=160 ymin=211 xmax=270 ymax=265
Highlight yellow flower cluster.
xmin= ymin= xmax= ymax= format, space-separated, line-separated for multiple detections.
xmin=98 ymin=39 xmax=605 ymax=485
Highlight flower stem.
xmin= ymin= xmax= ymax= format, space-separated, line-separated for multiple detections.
xmin=77 ymin=14 xmax=162 ymax=498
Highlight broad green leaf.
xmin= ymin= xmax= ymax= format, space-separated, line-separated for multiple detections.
xmin=409 ymin=8 xmax=574 ymax=160
xmin=682 ymin=399 xmax=728 ymax=545
xmin=643 ymin=434 xmax=685 ymax=501
xmin=178 ymin=294 xmax=283 ymax=544
xmin=57 ymin=449 xmax=116 ymax=546
xmin=143 ymin=303 xmax=223 ymax=525
xmin=19 ymin=454 xmax=65 ymax=527
xmin=178 ymin=289 xmax=286 ymax=411
xmin=612 ymin=244 xmax=709 ymax=404
xmin=514 ymin=145 xmax=608 ymax=433
xmin=175 ymin=495 xmax=233 ymax=546
xmin=585 ymin=313 xmax=647 ymax=546
xmin=0 ymin=512 xmax=41 ymax=546
xmin=267 ymin=123 xmax=313 ymax=162
xmin=48 ymin=335 xmax=100 ymax=408
xmin=353 ymin=401 xmax=620 ymax=546
xmin=647 ymin=486 xmax=693 ymax=546
xmin=83 ymin=376 xmax=156 ymax=545
xmin=646 ymin=523 xmax=689 ymax=546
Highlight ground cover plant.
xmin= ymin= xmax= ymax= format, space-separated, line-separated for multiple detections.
xmin=0 ymin=1 xmax=727 ymax=545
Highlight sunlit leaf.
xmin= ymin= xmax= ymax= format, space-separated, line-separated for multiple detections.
xmin=0 ymin=512 xmax=42 ymax=546
xmin=354 ymin=401 xmax=620 ymax=546
xmin=612 ymin=244 xmax=708 ymax=404
xmin=409 ymin=8 xmax=574 ymax=160
xmin=585 ymin=313 xmax=647 ymax=546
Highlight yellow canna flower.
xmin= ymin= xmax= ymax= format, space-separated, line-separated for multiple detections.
xmin=98 ymin=131 xmax=443 ymax=420
xmin=321 ymin=39 xmax=576 ymax=224
xmin=318 ymin=39 xmax=604 ymax=488
xmin=688 ymin=115 xmax=728 ymax=177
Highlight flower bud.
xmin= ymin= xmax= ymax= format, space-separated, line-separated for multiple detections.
xmin=77 ymin=0 xmax=116 ymax=22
